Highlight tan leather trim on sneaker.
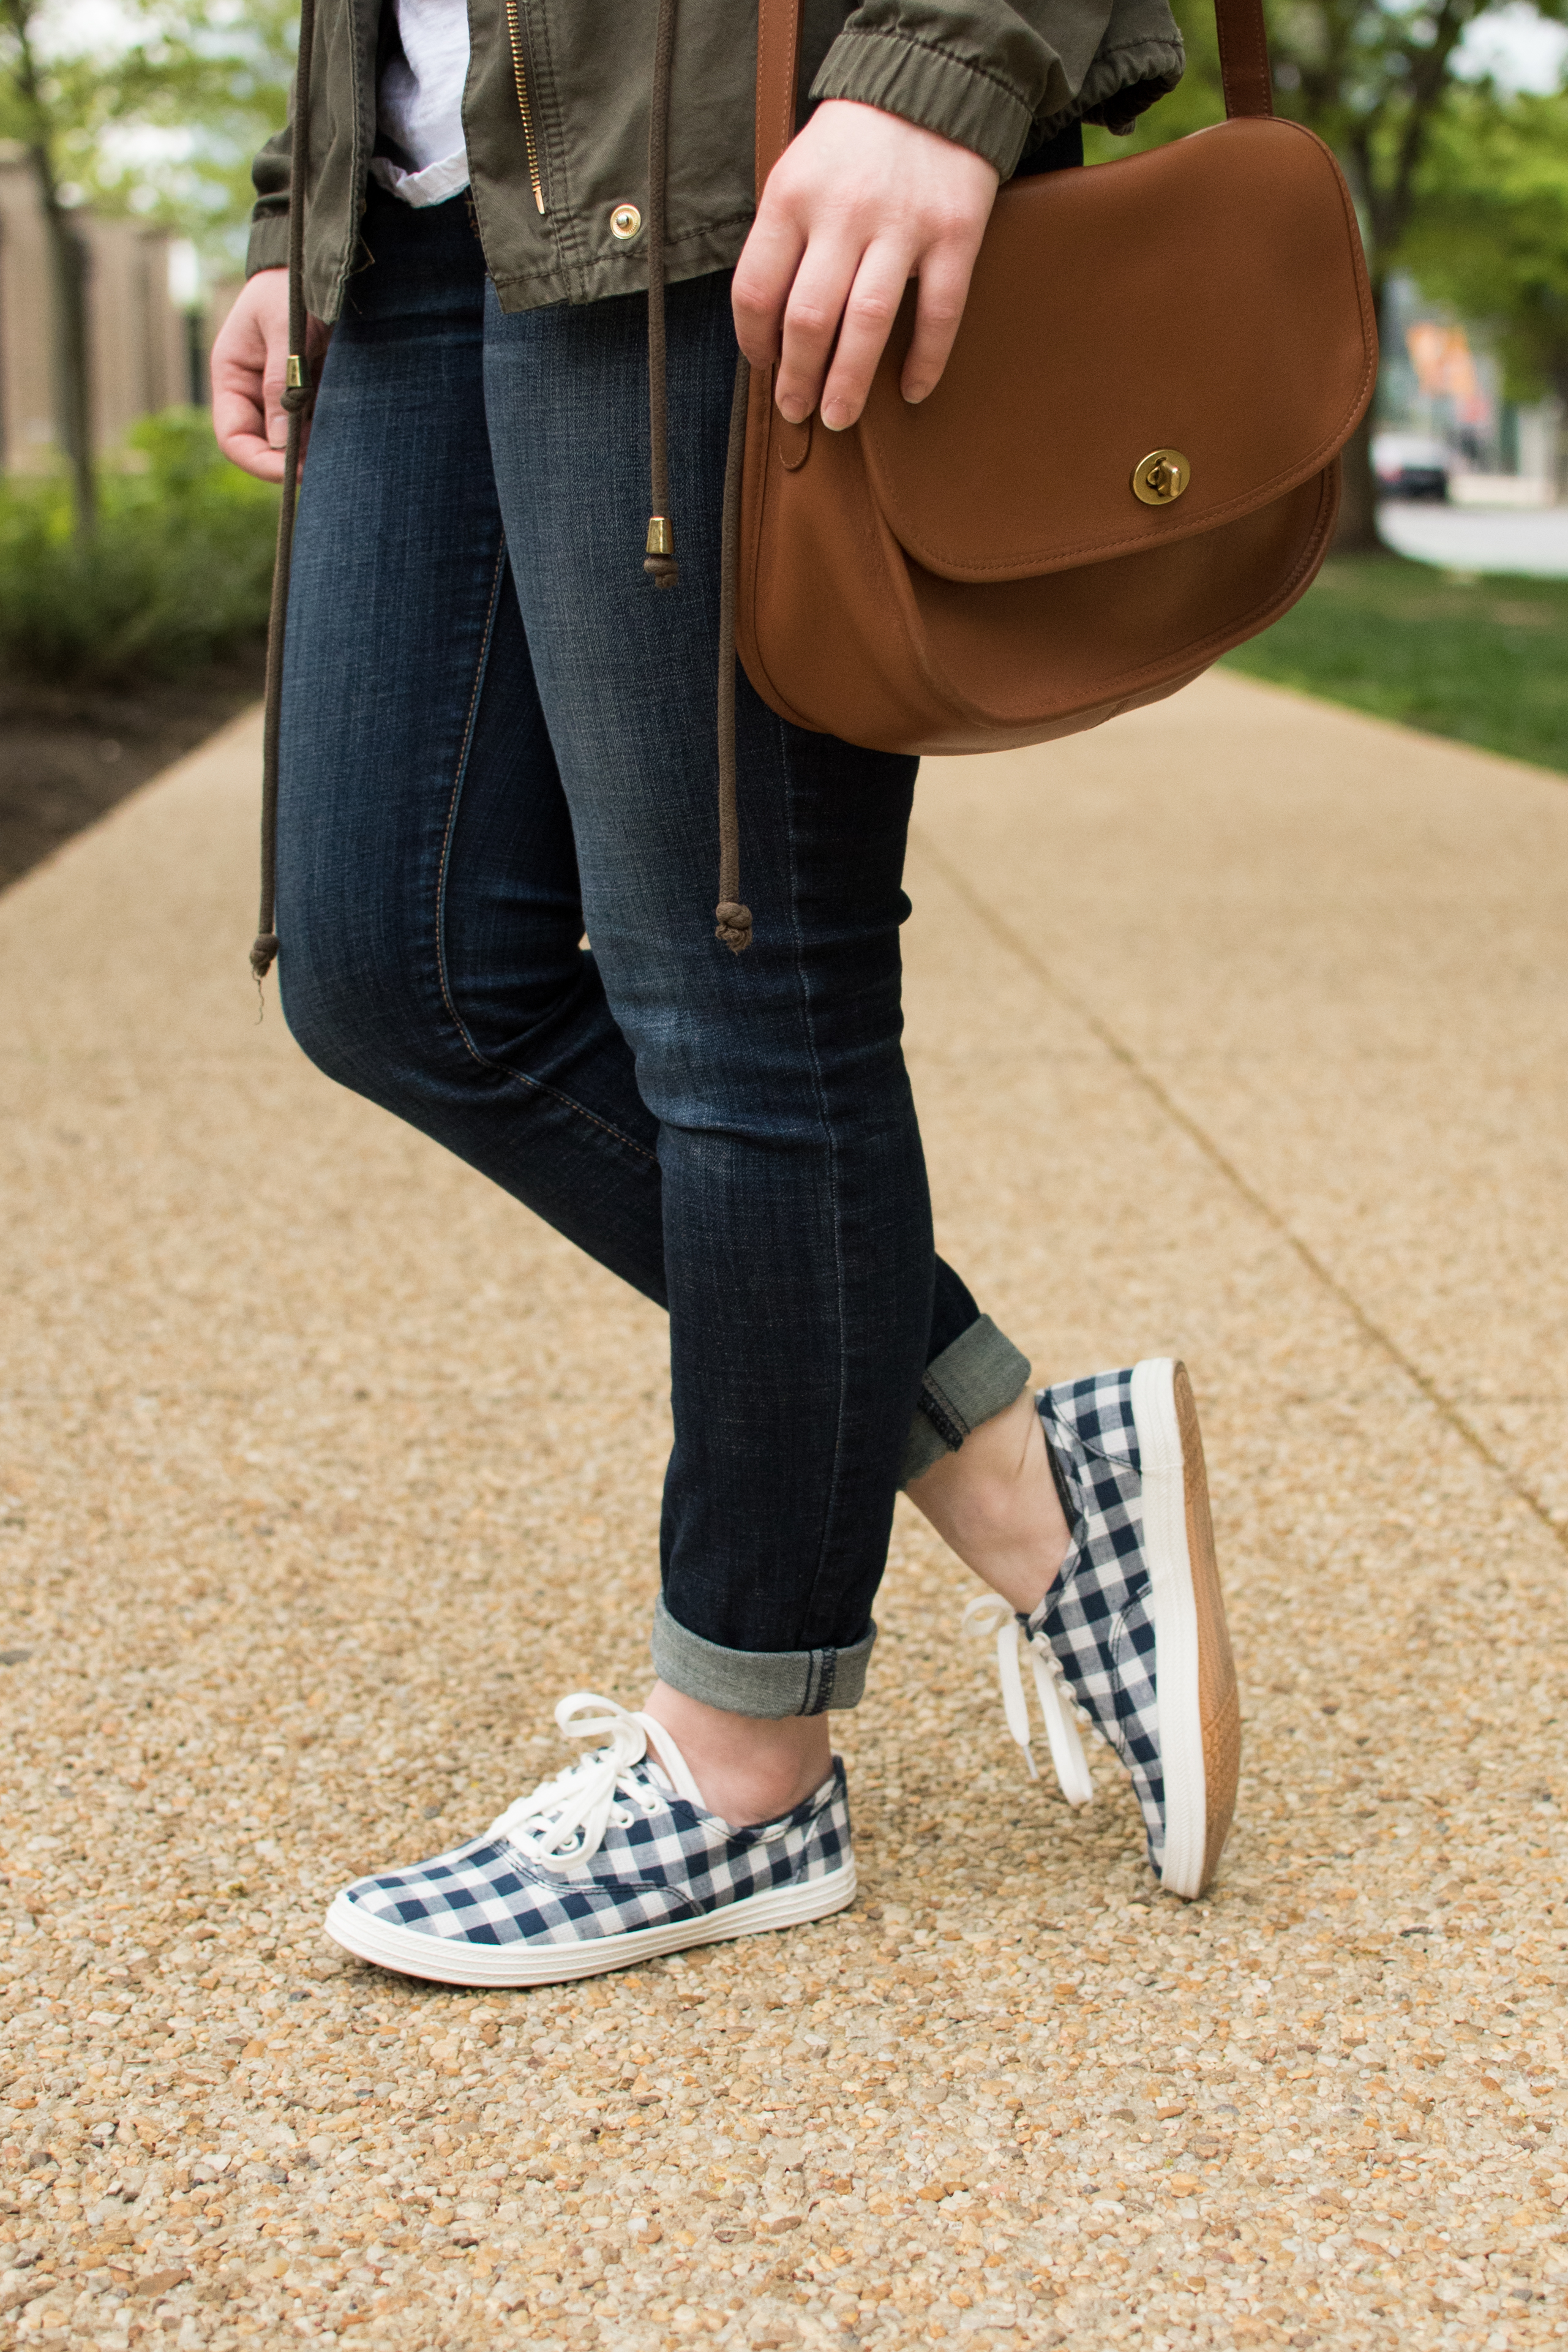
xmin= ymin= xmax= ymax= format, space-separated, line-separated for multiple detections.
xmin=1173 ymin=1362 xmax=1240 ymax=1893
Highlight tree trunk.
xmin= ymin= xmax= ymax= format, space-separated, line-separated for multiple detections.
xmin=30 ymin=145 xmax=96 ymax=542
xmin=1332 ymin=276 xmax=1387 ymax=557
xmin=1333 ymin=407 xmax=1381 ymax=554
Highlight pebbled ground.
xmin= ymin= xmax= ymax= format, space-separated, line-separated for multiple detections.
xmin=1 ymin=675 xmax=1566 ymax=2352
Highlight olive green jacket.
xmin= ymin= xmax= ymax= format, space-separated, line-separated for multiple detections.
xmin=248 ymin=0 xmax=1184 ymax=322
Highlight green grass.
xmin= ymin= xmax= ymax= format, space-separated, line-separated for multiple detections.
xmin=1221 ymin=554 xmax=1568 ymax=775
xmin=0 ymin=410 xmax=280 ymax=689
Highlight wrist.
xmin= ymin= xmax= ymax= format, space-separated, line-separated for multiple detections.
xmin=809 ymin=34 xmax=1029 ymax=179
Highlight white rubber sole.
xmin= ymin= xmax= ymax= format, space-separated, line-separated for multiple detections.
xmin=323 ymin=1857 xmax=858 ymax=1987
xmin=1130 ymin=1358 xmax=1209 ymax=1899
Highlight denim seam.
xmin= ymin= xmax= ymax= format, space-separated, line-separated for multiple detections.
xmin=430 ymin=539 xmax=659 ymax=1170
xmin=776 ymin=712 xmax=853 ymax=1687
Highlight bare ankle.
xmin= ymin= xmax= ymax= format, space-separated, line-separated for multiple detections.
xmin=642 ymin=1683 xmax=832 ymax=1830
xmin=906 ymin=1384 xmax=1070 ymax=1615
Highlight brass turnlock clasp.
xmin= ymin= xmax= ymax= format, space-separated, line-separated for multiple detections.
xmin=1131 ymin=448 xmax=1191 ymax=505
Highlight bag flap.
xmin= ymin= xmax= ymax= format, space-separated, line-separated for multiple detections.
xmin=857 ymin=119 xmax=1375 ymax=585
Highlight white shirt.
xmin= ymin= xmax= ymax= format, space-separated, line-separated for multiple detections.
xmin=372 ymin=0 xmax=472 ymax=209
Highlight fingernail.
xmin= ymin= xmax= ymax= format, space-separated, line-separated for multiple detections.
xmin=777 ymin=396 xmax=807 ymax=425
xmin=904 ymin=383 xmax=931 ymax=407
xmin=268 ymin=419 xmax=286 ymax=446
xmin=821 ymin=402 xmax=852 ymax=432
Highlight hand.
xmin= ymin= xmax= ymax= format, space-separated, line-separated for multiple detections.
xmin=731 ymin=98 xmax=999 ymax=432
xmin=210 ymin=268 xmax=332 ymax=483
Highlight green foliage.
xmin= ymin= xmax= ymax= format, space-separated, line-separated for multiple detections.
xmin=0 ymin=0 xmax=295 ymax=266
xmin=1085 ymin=0 xmax=1568 ymax=285
xmin=1222 ymin=555 xmax=1568 ymax=772
xmin=0 ymin=410 xmax=278 ymax=686
xmin=1404 ymin=86 xmax=1568 ymax=405
xmin=79 ymin=0 xmax=298 ymax=261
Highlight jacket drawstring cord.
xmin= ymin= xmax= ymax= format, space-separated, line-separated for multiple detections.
xmin=715 ymin=357 xmax=752 ymax=953
xmin=642 ymin=0 xmax=753 ymax=953
xmin=252 ymin=0 xmax=318 ymax=991
xmin=643 ymin=0 xmax=678 ymax=592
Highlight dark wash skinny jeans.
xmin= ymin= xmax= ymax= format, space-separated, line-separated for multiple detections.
xmin=276 ymin=184 xmax=1027 ymax=1718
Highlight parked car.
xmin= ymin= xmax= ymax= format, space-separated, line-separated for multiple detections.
xmin=1372 ymin=432 xmax=1452 ymax=502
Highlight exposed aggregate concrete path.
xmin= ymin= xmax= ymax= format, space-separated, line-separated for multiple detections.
xmin=2 ymin=672 xmax=1567 ymax=2352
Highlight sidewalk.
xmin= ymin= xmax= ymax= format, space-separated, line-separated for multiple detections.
xmin=2 ymin=671 xmax=1566 ymax=2351
xmin=1379 ymin=500 xmax=1568 ymax=576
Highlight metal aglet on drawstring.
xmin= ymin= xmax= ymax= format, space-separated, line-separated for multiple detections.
xmin=252 ymin=0 xmax=318 ymax=994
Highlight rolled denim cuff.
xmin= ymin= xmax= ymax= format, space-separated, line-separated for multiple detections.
xmin=651 ymin=1595 xmax=876 ymax=1718
xmin=899 ymin=1313 xmax=1032 ymax=1487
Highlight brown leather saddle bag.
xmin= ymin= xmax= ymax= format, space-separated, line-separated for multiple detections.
xmin=735 ymin=0 xmax=1378 ymax=756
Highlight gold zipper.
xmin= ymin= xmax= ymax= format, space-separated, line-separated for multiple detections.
xmin=503 ymin=0 xmax=547 ymax=214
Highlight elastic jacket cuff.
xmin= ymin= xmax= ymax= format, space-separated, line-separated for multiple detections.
xmin=651 ymin=1595 xmax=876 ymax=1719
xmin=1049 ymin=36 xmax=1184 ymax=138
xmin=900 ymin=1312 xmax=1032 ymax=1486
xmin=810 ymin=29 xmax=1038 ymax=179
xmin=246 ymin=215 xmax=292 ymax=278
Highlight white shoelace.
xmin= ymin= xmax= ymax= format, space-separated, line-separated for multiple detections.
xmin=962 ymin=1595 xmax=1095 ymax=1806
xmin=487 ymin=1694 xmax=705 ymax=1871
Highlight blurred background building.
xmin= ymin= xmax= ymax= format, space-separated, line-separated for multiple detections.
xmin=1376 ymin=274 xmax=1562 ymax=508
xmin=0 ymin=143 xmax=195 ymax=475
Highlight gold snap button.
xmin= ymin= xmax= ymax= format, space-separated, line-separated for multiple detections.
xmin=610 ymin=203 xmax=642 ymax=241
xmin=1131 ymin=448 xmax=1191 ymax=505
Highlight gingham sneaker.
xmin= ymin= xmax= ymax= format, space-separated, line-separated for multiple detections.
xmin=964 ymin=1359 xmax=1240 ymax=1899
xmin=323 ymin=1694 xmax=856 ymax=1986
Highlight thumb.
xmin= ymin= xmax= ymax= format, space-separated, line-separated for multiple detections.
xmin=264 ymin=367 xmax=288 ymax=447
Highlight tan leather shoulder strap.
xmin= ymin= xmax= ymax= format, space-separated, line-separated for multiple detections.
xmin=751 ymin=0 xmax=1272 ymax=200
xmin=1214 ymin=0 xmax=1274 ymax=119
xmin=755 ymin=0 xmax=803 ymax=191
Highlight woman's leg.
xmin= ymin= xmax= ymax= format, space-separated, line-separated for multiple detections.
xmin=280 ymin=194 xmax=1029 ymax=1536
xmin=276 ymin=190 xmax=683 ymax=1297
xmin=280 ymin=197 xmax=1063 ymax=1852
xmin=479 ymin=271 xmax=973 ymax=1745
xmin=283 ymin=199 xmax=1234 ymax=1952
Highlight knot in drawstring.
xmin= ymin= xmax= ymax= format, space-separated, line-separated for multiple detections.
xmin=643 ymin=514 xmax=678 ymax=589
